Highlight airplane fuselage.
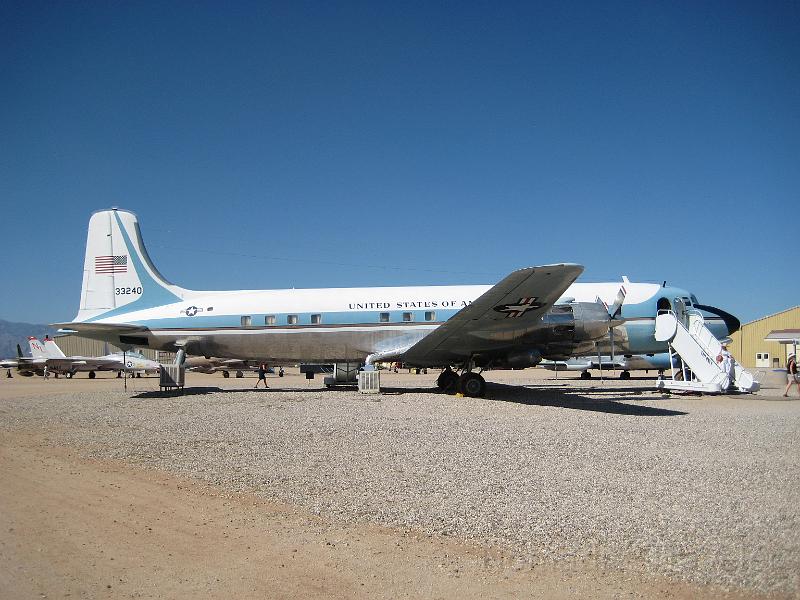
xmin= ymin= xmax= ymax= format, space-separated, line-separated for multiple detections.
xmin=77 ymin=281 xmax=729 ymax=364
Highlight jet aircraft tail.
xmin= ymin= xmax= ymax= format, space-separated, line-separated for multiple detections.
xmin=28 ymin=337 xmax=48 ymax=359
xmin=43 ymin=336 xmax=67 ymax=359
xmin=75 ymin=209 xmax=187 ymax=322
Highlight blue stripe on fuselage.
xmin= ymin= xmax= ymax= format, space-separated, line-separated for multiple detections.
xmin=116 ymin=308 xmax=463 ymax=330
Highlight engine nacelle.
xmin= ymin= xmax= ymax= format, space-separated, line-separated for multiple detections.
xmin=505 ymin=349 xmax=543 ymax=369
xmin=521 ymin=302 xmax=613 ymax=360
xmin=569 ymin=302 xmax=614 ymax=342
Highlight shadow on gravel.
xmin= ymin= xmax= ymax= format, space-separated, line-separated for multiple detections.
xmin=130 ymin=383 xmax=685 ymax=416
xmin=132 ymin=387 xmax=226 ymax=398
xmin=131 ymin=385 xmax=360 ymax=398
xmin=377 ymin=383 xmax=686 ymax=416
xmin=485 ymin=382 xmax=687 ymax=416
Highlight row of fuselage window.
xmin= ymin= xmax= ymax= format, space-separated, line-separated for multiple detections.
xmin=240 ymin=311 xmax=439 ymax=327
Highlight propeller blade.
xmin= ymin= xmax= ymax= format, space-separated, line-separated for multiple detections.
xmin=608 ymin=285 xmax=627 ymax=320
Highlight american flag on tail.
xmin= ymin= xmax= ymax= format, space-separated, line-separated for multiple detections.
xmin=95 ymin=255 xmax=128 ymax=274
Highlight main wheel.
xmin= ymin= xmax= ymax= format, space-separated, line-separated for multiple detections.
xmin=436 ymin=369 xmax=459 ymax=392
xmin=236 ymin=370 xmax=244 ymax=378
xmin=88 ymin=371 xmax=96 ymax=379
xmin=620 ymin=371 xmax=631 ymax=380
xmin=580 ymin=371 xmax=592 ymax=380
xmin=222 ymin=370 xmax=230 ymax=378
xmin=458 ymin=372 xmax=486 ymax=398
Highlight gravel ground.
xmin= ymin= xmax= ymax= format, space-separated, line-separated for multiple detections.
xmin=2 ymin=371 xmax=798 ymax=596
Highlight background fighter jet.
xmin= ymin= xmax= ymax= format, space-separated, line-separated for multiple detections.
xmin=16 ymin=336 xmax=160 ymax=378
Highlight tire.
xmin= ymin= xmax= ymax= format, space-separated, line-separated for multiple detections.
xmin=580 ymin=371 xmax=592 ymax=380
xmin=436 ymin=370 xmax=459 ymax=392
xmin=458 ymin=372 xmax=486 ymax=398
xmin=222 ymin=371 xmax=230 ymax=378
xmin=620 ymin=371 xmax=631 ymax=380
xmin=88 ymin=371 xmax=96 ymax=379
xmin=236 ymin=370 xmax=244 ymax=378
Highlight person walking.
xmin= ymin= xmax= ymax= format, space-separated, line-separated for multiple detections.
xmin=716 ymin=344 xmax=734 ymax=391
xmin=255 ymin=362 xmax=269 ymax=389
xmin=784 ymin=354 xmax=799 ymax=397
xmin=720 ymin=344 xmax=735 ymax=391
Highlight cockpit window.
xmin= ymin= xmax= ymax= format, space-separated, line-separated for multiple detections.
xmin=691 ymin=294 xmax=698 ymax=305
xmin=683 ymin=296 xmax=692 ymax=306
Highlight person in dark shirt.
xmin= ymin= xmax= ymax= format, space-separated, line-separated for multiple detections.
xmin=255 ymin=362 xmax=269 ymax=389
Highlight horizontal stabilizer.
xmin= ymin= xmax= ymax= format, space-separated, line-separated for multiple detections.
xmin=52 ymin=322 xmax=146 ymax=334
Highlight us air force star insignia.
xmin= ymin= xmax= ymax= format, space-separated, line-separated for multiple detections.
xmin=493 ymin=297 xmax=544 ymax=318
xmin=184 ymin=306 xmax=199 ymax=317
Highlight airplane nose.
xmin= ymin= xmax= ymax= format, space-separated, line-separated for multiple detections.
xmin=695 ymin=304 xmax=741 ymax=335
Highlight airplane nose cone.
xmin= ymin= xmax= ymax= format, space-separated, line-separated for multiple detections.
xmin=695 ymin=304 xmax=741 ymax=335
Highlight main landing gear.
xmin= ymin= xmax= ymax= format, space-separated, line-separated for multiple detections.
xmin=458 ymin=372 xmax=486 ymax=397
xmin=436 ymin=366 xmax=487 ymax=398
xmin=436 ymin=368 xmax=459 ymax=392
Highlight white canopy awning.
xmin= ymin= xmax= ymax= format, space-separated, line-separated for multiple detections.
xmin=764 ymin=329 xmax=800 ymax=344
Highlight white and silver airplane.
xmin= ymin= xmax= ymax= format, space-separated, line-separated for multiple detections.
xmin=540 ymin=353 xmax=672 ymax=379
xmin=16 ymin=335 xmax=160 ymax=378
xmin=55 ymin=208 xmax=739 ymax=397
xmin=184 ymin=356 xmax=269 ymax=378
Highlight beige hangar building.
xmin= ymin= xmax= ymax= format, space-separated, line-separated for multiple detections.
xmin=728 ymin=306 xmax=800 ymax=370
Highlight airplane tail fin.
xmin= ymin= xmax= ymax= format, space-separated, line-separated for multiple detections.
xmin=28 ymin=337 xmax=49 ymax=359
xmin=43 ymin=336 xmax=67 ymax=358
xmin=75 ymin=209 xmax=187 ymax=322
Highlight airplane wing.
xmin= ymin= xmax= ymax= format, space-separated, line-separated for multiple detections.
xmin=402 ymin=263 xmax=583 ymax=366
xmin=44 ymin=357 xmax=122 ymax=371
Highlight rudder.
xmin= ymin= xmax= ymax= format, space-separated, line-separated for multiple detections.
xmin=75 ymin=209 xmax=186 ymax=322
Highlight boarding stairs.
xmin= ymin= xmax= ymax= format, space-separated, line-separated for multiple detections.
xmin=654 ymin=309 xmax=759 ymax=394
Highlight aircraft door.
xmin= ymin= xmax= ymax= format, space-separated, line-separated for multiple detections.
xmin=673 ymin=297 xmax=688 ymax=327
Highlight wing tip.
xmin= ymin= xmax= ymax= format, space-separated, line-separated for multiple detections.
xmin=515 ymin=263 xmax=584 ymax=275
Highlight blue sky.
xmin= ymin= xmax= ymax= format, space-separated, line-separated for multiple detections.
xmin=1 ymin=1 xmax=797 ymax=325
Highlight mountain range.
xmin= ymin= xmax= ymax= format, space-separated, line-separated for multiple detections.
xmin=0 ymin=319 xmax=57 ymax=359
